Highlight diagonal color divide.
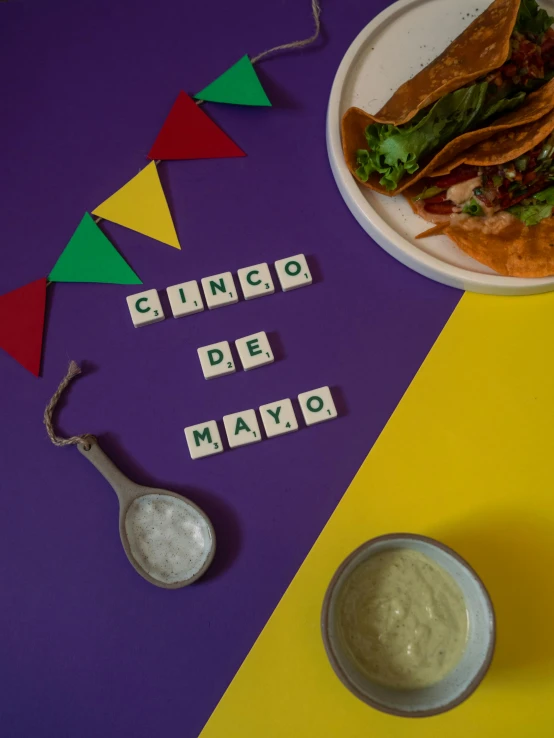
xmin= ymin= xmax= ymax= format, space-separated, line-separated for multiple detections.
xmin=200 ymin=291 xmax=554 ymax=738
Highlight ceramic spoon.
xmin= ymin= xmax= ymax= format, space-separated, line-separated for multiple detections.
xmin=77 ymin=437 xmax=216 ymax=589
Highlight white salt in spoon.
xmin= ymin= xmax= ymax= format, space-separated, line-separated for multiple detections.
xmin=76 ymin=438 xmax=215 ymax=588
xmin=44 ymin=362 xmax=216 ymax=589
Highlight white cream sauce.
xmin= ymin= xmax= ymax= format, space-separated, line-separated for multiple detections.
xmin=446 ymin=176 xmax=482 ymax=205
xmin=337 ymin=549 xmax=468 ymax=690
xmin=125 ymin=494 xmax=212 ymax=584
xmin=450 ymin=210 xmax=516 ymax=234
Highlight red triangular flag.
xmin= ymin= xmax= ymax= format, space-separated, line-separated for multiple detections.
xmin=148 ymin=91 xmax=245 ymax=160
xmin=0 ymin=277 xmax=47 ymax=376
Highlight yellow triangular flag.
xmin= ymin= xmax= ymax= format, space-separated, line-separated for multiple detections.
xmin=92 ymin=162 xmax=180 ymax=250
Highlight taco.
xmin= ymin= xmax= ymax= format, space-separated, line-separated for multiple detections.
xmin=406 ymin=107 xmax=554 ymax=276
xmin=342 ymin=0 xmax=554 ymax=195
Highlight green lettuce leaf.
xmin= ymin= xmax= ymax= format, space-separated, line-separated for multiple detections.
xmin=515 ymin=0 xmax=554 ymax=37
xmin=413 ymin=185 xmax=444 ymax=201
xmin=525 ymin=67 xmax=554 ymax=92
xmin=508 ymin=185 xmax=554 ymax=225
xmin=355 ymin=83 xmax=525 ymax=190
xmin=483 ymin=88 xmax=526 ymax=119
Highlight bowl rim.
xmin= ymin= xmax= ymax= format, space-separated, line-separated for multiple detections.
xmin=320 ymin=533 xmax=497 ymax=718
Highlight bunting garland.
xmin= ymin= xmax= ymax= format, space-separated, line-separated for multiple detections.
xmin=0 ymin=0 xmax=322 ymax=376
xmin=92 ymin=163 xmax=181 ymax=249
xmin=0 ymin=278 xmax=46 ymax=376
xmin=49 ymin=214 xmax=143 ymax=284
xmin=148 ymin=91 xmax=245 ymax=161
xmin=194 ymin=56 xmax=271 ymax=107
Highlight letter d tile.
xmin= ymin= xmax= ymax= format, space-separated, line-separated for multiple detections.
xmin=197 ymin=340 xmax=236 ymax=379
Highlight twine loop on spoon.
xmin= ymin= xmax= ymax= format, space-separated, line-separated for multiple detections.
xmin=44 ymin=361 xmax=96 ymax=451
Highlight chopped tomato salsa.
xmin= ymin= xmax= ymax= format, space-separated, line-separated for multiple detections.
xmin=488 ymin=28 xmax=554 ymax=88
xmin=415 ymin=131 xmax=554 ymax=216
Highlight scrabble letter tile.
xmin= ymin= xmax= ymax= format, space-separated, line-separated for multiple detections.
xmin=235 ymin=331 xmax=274 ymax=371
xmin=237 ymin=262 xmax=275 ymax=300
xmin=197 ymin=340 xmax=235 ymax=379
xmin=126 ymin=289 xmax=165 ymax=327
xmin=259 ymin=398 xmax=298 ymax=438
xmin=201 ymin=271 xmax=239 ymax=309
xmin=274 ymin=254 xmax=312 ymax=292
xmin=298 ymin=386 xmax=337 ymax=426
xmin=184 ymin=420 xmax=223 ymax=459
xmin=223 ymin=409 xmax=261 ymax=449
xmin=167 ymin=280 xmax=204 ymax=318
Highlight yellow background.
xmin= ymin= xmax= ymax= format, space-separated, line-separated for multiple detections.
xmin=201 ymin=291 xmax=554 ymax=737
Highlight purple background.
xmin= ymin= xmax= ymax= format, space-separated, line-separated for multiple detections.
xmin=0 ymin=1 xmax=460 ymax=735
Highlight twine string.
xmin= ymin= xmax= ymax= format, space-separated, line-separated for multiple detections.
xmin=251 ymin=0 xmax=321 ymax=64
xmin=44 ymin=1 xmax=322 ymax=290
xmin=196 ymin=0 xmax=321 ymax=103
xmin=44 ymin=361 xmax=95 ymax=450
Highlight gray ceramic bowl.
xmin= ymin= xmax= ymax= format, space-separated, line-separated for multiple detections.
xmin=321 ymin=534 xmax=495 ymax=717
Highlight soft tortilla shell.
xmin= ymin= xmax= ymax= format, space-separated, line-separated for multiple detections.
xmin=340 ymin=0 xmax=548 ymax=195
xmin=445 ymin=217 xmax=554 ymax=277
xmin=431 ymin=104 xmax=554 ymax=175
xmin=373 ymin=0 xmax=519 ymax=126
xmin=415 ymin=224 xmax=448 ymax=239
xmin=346 ymin=78 xmax=554 ymax=196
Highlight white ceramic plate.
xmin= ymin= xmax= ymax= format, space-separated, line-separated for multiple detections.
xmin=327 ymin=0 xmax=554 ymax=295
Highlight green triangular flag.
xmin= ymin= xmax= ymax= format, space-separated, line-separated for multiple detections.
xmin=49 ymin=213 xmax=142 ymax=284
xmin=194 ymin=55 xmax=271 ymax=106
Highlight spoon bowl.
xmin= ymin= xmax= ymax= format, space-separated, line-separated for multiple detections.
xmin=77 ymin=438 xmax=215 ymax=588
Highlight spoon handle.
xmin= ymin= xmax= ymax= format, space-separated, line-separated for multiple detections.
xmin=77 ymin=438 xmax=136 ymax=506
